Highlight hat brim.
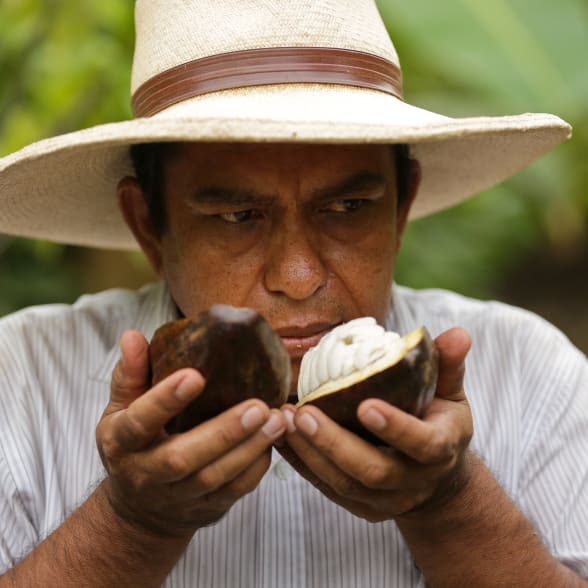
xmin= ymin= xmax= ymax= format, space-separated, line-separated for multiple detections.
xmin=0 ymin=84 xmax=571 ymax=250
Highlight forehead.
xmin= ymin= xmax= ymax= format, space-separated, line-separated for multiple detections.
xmin=164 ymin=142 xmax=395 ymax=187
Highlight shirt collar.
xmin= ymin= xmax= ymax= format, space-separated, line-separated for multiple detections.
xmin=386 ymin=282 xmax=419 ymax=335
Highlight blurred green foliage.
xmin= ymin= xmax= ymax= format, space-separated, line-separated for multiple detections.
xmin=0 ymin=0 xmax=135 ymax=312
xmin=0 ymin=0 xmax=586 ymax=313
xmin=382 ymin=0 xmax=588 ymax=296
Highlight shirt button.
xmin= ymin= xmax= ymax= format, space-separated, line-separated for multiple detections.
xmin=273 ymin=458 xmax=292 ymax=480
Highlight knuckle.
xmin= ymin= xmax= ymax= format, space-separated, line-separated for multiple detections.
xmin=98 ymin=433 xmax=121 ymax=466
xmin=124 ymin=412 xmax=151 ymax=441
xmin=421 ymin=431 xmax=453 ymax=463
xmin=102 ymin=451 xmax=133 ymax=482
xmin=230 ymin=474 xmax=261 ymax=498
xmin=194 ymin=466 xmax=223 ymax=492
xmin=386 ymin=416 xmax=412 ymax=446
xmin=359 ymin=461 xmax=391 ymax=489
xmin=443 ymin=452 xmax=459 ymax=474
xmin=330 ymin=473 xmax=358 ymax=498
xmin=126 ymin=470 xmax=151 ymax=494
xmin=161 ymin=451 xmax=192 ymax=480
xmin=212 ymin=423 xmax=242 ymax=449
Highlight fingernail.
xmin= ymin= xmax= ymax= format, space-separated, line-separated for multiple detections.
xmin=175 ymin=376 xmax=198 ymax=402
xmin=262 ymin=412 xmax=285 ymax=438
xmin=297 ymin=412 xmax=318 ymax=436
xmin=361 ymin=407 xmax=387 ymax=431
xmin=283 ymin=410 xmax=296 ymax=434
xmin=241 ymin=406 xmax=265 ymax=431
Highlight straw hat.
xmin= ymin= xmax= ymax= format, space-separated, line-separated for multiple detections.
xmin=0 ymin=0 xmax=571 ymax=250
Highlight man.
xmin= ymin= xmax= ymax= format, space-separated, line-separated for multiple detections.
xmin=0 ymin=1 xmax=586 ymax=586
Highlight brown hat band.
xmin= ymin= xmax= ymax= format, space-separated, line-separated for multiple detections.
xmin=132 ymin=47 xmax=404 ymax=118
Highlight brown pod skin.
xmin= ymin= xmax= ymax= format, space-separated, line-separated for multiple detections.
xmin=297 ymin=328 xmax=438 ymax=445
xmin=150 ymin=305 xmax=291 ymax=434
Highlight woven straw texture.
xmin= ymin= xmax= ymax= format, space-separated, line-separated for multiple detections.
xmin=0 ymin=0 xmax=572 ymax=249
xmin=132 ymin=0 xmax=398 ymax=91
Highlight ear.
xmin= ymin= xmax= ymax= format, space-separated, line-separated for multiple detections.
xmin=117 ymin=176 xmax=164 ymax=275
xmin=395 ymin=159 xmax=421 ymax=251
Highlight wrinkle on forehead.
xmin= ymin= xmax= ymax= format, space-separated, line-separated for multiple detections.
xmin=166 ymin=142 xmax=397 ymax=203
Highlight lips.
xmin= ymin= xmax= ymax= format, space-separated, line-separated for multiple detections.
xmin=276 ymin=322 xmax=338 ymax=360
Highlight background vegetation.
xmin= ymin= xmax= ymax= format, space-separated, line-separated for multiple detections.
xmin=1 ymin=1 xmax=586 ymax=350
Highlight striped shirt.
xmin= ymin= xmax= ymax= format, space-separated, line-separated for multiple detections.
xmin=0 ymin=281 xmax=586 ymax=586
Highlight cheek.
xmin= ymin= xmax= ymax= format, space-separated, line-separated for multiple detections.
xmin=325 ymin=223 xmax=397 ymax=316
xmin=329 ymin=216 xmax=396 ymax=270
xmin=161 ymin=237 xmax=264 ymax=315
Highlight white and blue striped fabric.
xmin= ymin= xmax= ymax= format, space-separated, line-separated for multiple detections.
xmin=0 ymin=281 xmax=586 ymax=586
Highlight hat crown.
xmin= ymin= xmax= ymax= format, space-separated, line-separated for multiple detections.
xmin=131 ymin=0 xmax=399 ymax=93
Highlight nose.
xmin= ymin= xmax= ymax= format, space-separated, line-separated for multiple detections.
xmin=264 ymin=224 xmax=328 ymax=300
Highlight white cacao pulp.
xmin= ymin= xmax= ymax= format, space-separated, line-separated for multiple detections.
xmin=297 ymin=317 xmax=409 ymax=402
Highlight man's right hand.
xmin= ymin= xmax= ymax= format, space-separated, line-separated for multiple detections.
xmin=96 ymin=329 xmax=287 ymax=537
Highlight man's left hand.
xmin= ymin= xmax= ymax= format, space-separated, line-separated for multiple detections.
xmin=278 ymin=327 xmax=474 ymax=521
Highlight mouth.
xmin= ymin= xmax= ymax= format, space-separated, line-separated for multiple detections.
xmin=276 ymin=323 xmax=338 ymax=360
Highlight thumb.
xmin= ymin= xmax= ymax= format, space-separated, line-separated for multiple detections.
xmin=108 ymin=330 xmax=151 ymax=413
xmin=434 ymin=327 xmax=471 ymax=401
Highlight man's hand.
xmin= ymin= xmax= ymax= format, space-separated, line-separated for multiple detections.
xmin=96 ymin=329 xmax=287 ymax=537
xmin=278 ymin=327 xmax=473 ymax=521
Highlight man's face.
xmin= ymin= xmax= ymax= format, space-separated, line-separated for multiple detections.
xmin=126 ymin=143 xmax=415 ymax=388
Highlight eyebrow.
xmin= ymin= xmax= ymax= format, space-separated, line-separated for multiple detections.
xmin=313 ymin=172 xmax=388 ymax=201
xmin=190 ymin=187 xmax=275 ymax=206
xmin=190 ymin=171 xmax=388 ymax=206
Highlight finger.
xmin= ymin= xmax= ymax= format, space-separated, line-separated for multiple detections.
xmin=434 ymin=327 xmax=471 ymax=400
xmin=284 ymin=406 xmax=391 ymax=499
xmin=278 ymin=439 xmax=369 ymax=509
xmin=282 ymin=403 xmax=385 ymax=485
xmin=110 ymin=368 xmax=205 ymax=451
xmin=144 ymin=408 xmax=286 ymax=483
xmin=358 ymin=398 xmax=470 ymax=464
xmin=280 ymin=431 xmax=434 ymax=519
xmin=290 ymin=404 xmax=451 ymax=489
xmin=160 ymin=451 xmax=275 ymax=531
xmin=187 ymin=448 xmax=274 ymax=508
xmin=108 ymin=330 xmax=151 ymax=413
xmin=283 ymin=419 xmax=361 ymax=496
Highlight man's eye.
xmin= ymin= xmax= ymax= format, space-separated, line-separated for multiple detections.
xmin=326 ymin=199 xmax=366 ymax=213
xmin=218 ymin=210 xmax=262 ymax=223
